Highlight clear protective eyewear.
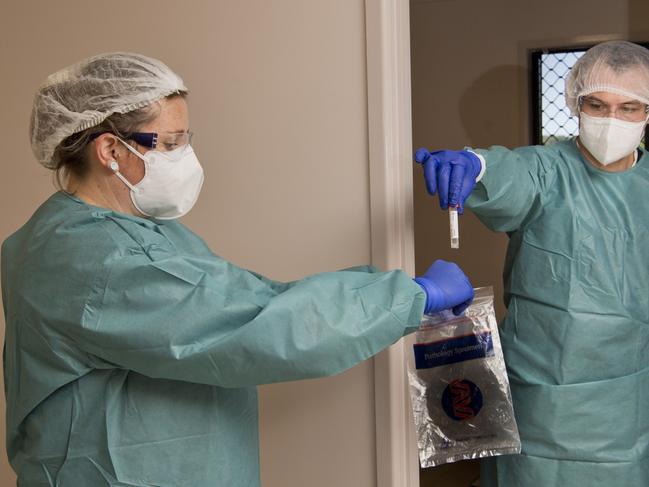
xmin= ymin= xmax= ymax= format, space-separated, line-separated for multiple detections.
xmin=578 ymin=96 xmax=649 ymax=122
xmin=89 ymin=131 xmax=194 ymax=153
xmin=125 ymin=131 xmax=194 ymax=152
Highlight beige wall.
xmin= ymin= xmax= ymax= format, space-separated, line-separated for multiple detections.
xmin=0 ymin=1 xmax=377 ymax=486
xmin=411 ymin=0 xmax=649 ymax=485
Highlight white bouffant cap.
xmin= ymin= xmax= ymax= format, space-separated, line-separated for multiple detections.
xmin=30 ymin=52 xmax=187 ymax=168
xmin=565 ymin=40 xmax=649 ymax=116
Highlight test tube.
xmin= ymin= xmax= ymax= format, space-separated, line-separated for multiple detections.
xmin=449 ymin=207 xmax=459 ymax=249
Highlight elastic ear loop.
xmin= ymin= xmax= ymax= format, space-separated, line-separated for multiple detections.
xmin=111 ymin=137 xmax=147 ymax=194
xmin=109 ymin=160 xmax=140 ymax=193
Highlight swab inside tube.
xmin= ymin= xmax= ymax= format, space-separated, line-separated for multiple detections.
xmin=449 ymin=207 xmax=459 ymax=249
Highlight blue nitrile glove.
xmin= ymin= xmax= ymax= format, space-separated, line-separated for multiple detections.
xmin=414 ymin=148 xmax=482 ymax=214
xmin=414 ymin=260 xmax=474 ymax=315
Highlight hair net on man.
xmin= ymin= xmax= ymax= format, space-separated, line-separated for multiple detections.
xmin=30 ymin=52 xmax=187 ymax=168
xmin=565 ymin=40 xmax=649 ymax=116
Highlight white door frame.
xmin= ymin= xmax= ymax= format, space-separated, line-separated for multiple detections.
xmin=365 ymin=0 xmax=419 ymax=486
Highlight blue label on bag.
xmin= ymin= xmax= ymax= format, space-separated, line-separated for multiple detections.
xmin=414 ymin=332 xmax=494 ymax=369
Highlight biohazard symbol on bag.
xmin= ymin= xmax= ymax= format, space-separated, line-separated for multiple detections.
xmin=441 ymin=379 xmax=483 ymax=421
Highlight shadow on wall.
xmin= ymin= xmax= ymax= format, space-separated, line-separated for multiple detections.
xmin=415 ymin=65 xmax=528 ymax=327
xmin=459 ymin=65 xmax=529 ymax=149
xmin=416 ymin=67 xmax=529 ymax=487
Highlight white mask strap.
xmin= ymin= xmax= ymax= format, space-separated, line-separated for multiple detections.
xmin=109 ymin=160 xmax=140 ymax=193
xmin=116 ymin=137 xmax=147 ymax=161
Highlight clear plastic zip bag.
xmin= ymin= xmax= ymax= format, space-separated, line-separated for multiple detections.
xmin=407 ymin=286 xmax=521 ymax=467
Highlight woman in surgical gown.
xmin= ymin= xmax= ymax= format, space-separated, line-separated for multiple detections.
xmin=1 ymin=53 xmax=474 ymax=486
xmin=415 ymin=40 xmax=649 ymax=486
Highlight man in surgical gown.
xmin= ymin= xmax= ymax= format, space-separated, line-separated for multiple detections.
xmin=415 ymin=40 xmax=649 ymax=486
xmin=2 ymin=53 xmax=475 ymax=486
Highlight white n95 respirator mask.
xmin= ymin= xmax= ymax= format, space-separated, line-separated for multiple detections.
xmin=578 ymin=112 xmax=647 ymax=165
xmin=110 ymin=139 xmax=204 ymax=219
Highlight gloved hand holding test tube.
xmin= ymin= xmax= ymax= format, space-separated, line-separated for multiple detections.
xmin=414 ymin=148 xmax=483 ymax=249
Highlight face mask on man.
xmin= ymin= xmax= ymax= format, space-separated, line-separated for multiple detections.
xmin=110 ymin=138 xmax=204 ymax=219
xmin=578 ymin=112 xmax=647 ymax=165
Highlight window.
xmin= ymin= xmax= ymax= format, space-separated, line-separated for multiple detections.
xmin=530 ymin=43 xmax=649 ymax=146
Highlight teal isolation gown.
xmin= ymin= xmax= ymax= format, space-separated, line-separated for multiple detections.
xmin=469 ymin=139 xmax=649 ymax=486
xmin=1 ymin=192 xmax=426 ymax=486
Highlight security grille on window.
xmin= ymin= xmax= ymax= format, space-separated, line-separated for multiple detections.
xmin=531 ymin=43 xmax=649 ymax=146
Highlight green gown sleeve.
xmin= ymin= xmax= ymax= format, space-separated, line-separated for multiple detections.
xmin=75 ymin=250 xmax=426 ymax=388
xmin=467 ymin=145 xmax=560 ymax=232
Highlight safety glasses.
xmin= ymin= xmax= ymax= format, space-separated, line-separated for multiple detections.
xmin=90 ymin=131 xmax=194 ymax=152
xmin=578 ymin=96 xmax=649 ymax=122
xmin=126 ymin=131 xmax=194 ymax=151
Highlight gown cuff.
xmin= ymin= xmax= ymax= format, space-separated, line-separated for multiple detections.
xmin=467 ymin=150 xmax=486 ymax=182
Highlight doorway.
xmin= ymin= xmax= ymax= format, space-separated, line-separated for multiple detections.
xmin=408 ymin=1 xmax=640 ymax=486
